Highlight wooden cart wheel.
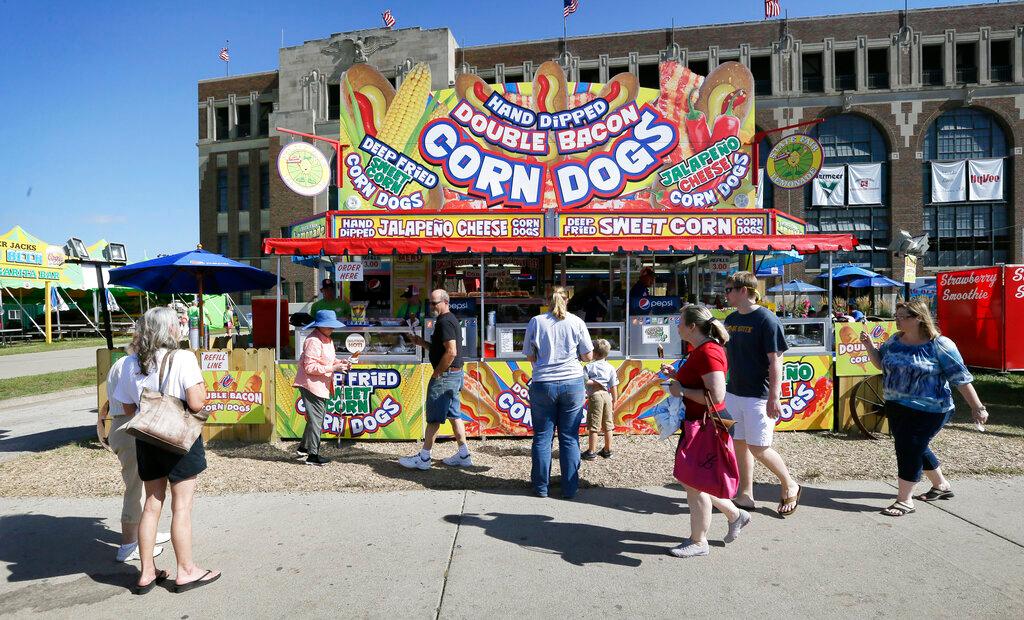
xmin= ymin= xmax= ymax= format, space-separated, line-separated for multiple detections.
xmin=850 ymin=374 xmax=887 ymax=440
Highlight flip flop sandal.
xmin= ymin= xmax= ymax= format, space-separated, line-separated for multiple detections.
xmin=133 ymin=570 xmax=168 ymax=595
xmin=173 ymin=570 xmax=221 ymax=593
xmin=777 ymin=486 xmax=802 ymax=517
xmin=915 ymin=487 xmax=954 ymax=502
xmin=881 ymin=501 xmax=916 ymax=517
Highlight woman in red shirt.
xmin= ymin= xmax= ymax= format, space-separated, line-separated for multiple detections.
xmin=660 ymin=305 xmax=752 ymax=558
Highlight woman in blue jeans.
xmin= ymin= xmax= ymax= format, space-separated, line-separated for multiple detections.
xmin=862 ymin=299 xmax=987 ymax=517
xmin=524 ymin=287 xmax=594 ymax=499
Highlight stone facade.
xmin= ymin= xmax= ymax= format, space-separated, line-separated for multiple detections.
xmin=199 ymin=4 xmax=1024 ymax=299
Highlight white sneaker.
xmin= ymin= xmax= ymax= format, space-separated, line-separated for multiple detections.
xmin=442 ymin=453 xmax=473 ymax=467
xmin=117 ymin=543 xmax=163 ymax=563
xmin=398 ymin=454 xmax=431 ymax=470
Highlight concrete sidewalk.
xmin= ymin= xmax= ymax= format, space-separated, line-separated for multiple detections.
xmin=1 ymin=478 xmax=1021 ymax=618
xmin=0 ymin=347 xmax=101 ymax=380
xmin=0 ymin=390 xmax=97 ymax=463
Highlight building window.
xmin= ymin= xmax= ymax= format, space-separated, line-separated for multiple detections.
xmin=834 ymin=50 xmax=856 ymax=91
xmin=215 ymin=107 xmax=229 ymax=140
xmin=294 ymin=282 xmax=305 ymax=303
xmin=240 ymin=291 xmax=252 ymax=305
xmin=327 ymin=85 xmax=340 ymax=120
xmin=238 ymin=233 xmax=251 ymax=258
xmin=990 ymin=40 xmax=1012 ymax=83
xmin=260 ymin=163 xmax=270 ymax=211
xmin=922 ymin=108 xmax=1010 ymax=268
xmin=259 ymin=231 xmax=269 ymax=258
xmin=236 ymin=104 xmax=251 ymax=138
xmin=757 ymin=135 xmax=774 ymax=209
xmin=217 ymin=234 xmax=228 ymax=256
xmin=238 ymin=168 xmax=250 ymax=211
xmin=578 ymin=66 xmax=599 ymax=84
xmin=217 ymin=169 xmax=228 ymax=213
xmin=805 ymin=115 xmax=890 ymax=270
xmin=750 ymin=55 xmax=771 ymax=96
xmin=258 ymin=102 xmax=272 ymax=135
xmin=921 ymin=44 xmax=943 ymax=85
xmin=955 ymin=41 xmax=978 ymax=84
xmin=637 ymin=63 xmax=659 ymax=88
xmin=688 ymin=59 xmax=709 ymax=77
xmin=801 ymin=52 xmax=824 ymax=93
xmin=867 ymin=48 xmax=888 ymax=89
xmin=922 ymin=108 xmax=1007 ymax=161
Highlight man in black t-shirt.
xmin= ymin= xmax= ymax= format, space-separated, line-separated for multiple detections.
xmin=399 ymin=289 xmax=472 ymax=470
xmin=723 ymin=271 xmax=802 ymax=518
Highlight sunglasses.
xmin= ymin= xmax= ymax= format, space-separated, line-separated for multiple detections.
xmin=724 ymin=286 xmax=740 ymax=294
xmin=428 ymin=300 xmax=444 ymax=306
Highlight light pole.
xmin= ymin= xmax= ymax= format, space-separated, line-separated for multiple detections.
xmin=64 ymin=238 xmax=127 ymax=350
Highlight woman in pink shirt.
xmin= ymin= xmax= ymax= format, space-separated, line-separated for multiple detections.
xmin=293 ymin=310 xmax=351 ymax=466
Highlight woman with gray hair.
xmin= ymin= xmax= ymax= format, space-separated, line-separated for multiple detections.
xmin=113 ymin=307 xmax=221 ymax=594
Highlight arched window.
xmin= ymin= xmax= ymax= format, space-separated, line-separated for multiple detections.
xmin=803 ymin=114 xmax=890 ymax=270
xmin=922 ymin=108 xmax=1011 ymax=267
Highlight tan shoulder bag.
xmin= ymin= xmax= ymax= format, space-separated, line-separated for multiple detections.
xmin=124 ymin=350 xmax=209 ymax=455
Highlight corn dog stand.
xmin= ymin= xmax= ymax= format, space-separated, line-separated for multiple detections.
xmin=264 ymin=58 xmax=857 ymax=441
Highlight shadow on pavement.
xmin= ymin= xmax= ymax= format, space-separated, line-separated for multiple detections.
xmin=0 ymin=425 xmax=94 ymax=454
xmin=0 ymin=513 xmax=135 ymax=599
xmin=572 ymin=486 xmax=689 ymax=516
xmin=446 ymin=512 xmax=679 ymax=567
xmin=743 ymin=482 xmax=894 ymax=517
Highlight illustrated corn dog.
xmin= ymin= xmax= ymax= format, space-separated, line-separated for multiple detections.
xmin=532 ymin=61 xmax=568 ymax=165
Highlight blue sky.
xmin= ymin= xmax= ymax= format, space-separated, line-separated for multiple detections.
xmin=0 ymin=0 xmax=993 ymax=259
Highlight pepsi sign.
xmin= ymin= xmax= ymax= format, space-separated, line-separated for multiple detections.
xmin=448 ymin=298 xmax=477 ymax=315
xmin=631 ymin=296 xmax=681 ymax=315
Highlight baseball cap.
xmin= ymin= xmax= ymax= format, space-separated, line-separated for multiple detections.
xmin=401 ymin=285 xmax=420 ymax=298
xmin=321 ymin=278 xmax=333 ymax=289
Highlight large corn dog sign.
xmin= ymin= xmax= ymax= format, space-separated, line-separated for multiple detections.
xmin=326 ymin=60 xmax=756 ymax=212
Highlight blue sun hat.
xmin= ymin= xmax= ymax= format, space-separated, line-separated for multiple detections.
xmin=304 ymin=309 xmax=345 ymax=330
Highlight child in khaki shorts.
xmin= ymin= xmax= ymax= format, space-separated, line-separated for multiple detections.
xmin=582 ymin=339 xmax=619 ymax=460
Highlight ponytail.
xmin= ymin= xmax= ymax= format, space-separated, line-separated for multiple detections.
xmin=682 ymin=305 xmax=730 ymax=345
xmin=550 ymin=287 xmax=569 ymax=320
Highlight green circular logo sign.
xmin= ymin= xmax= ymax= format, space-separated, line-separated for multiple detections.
xmin=765 ymin=134 xmax=824 ymax=189
xmin=277 ymin=142 xmax=331 ymax=197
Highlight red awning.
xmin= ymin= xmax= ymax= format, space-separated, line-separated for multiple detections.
xmin=263 ymin=234 xmax=858 ymax=256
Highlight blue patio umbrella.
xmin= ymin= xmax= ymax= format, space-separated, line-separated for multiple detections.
xmin=846 ymin=276 xmax=903 ymax=288
xmin=768 ymin=280 xmax=827 ymax=293
xmin=816 ymin=264 xmax=880 ymax=281
xmin=108 ymin=247 xmax=277 ymax=342
xmin=756 ymin=251 xmax=803 ymax=277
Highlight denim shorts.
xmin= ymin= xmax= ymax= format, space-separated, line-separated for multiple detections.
xmin=425 ymin=370 xmax=464 ymax=424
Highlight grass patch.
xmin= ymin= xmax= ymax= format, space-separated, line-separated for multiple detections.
xmin=968 ymin=371 xmax=1024 ymax=409
xmin=0 ymin=366 xmax=96 ymax=400
xmin=0 ymin=337 xmax=130 ymax=357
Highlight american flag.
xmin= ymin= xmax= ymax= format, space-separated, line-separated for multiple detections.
xmin=563 ymin=0 xmax=579 ymax=18
xmin=219 ymin=47 xmax=230 ymax=62
xmin=382 ymin=9 xmax=396 ymax=28
xmin=765 ymin=0 xmax=781 ymax=19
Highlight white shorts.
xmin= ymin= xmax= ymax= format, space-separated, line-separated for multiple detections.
xmin=725 ymin=393 xmax=775 ymax=447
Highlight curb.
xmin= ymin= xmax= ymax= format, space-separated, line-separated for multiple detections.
xmin=0 ymin=386 xmax=96 ymax=411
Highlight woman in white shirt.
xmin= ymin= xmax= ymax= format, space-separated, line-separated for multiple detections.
xmin=523 ymin=287 xmax=594 ymax=499
xmin=113 ymin=307 xmax=220 ymax=594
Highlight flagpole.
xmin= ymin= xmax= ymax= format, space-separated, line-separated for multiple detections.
xmin=225 ymin=39 xmax=230 ymax=77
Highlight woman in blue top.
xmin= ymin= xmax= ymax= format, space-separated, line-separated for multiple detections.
xmin=523 ymin=287 xmax=594 ymax=499
xmin=862 ymin=299 xmax=987 ymax=517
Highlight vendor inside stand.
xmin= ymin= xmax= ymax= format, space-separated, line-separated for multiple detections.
xmin=629 ymin=266 xmax=656 ymax=299
xmin=311 ymin=278 xmax=351 ymax=320
xmin=396 ymin=285 xmax=426 ymax=321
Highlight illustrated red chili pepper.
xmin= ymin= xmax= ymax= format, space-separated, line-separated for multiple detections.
xmin=352 ymin=91 xmax=377 ymax=135
xmin=720 ymin=89 xmax=747 ymax=115
xmin=709 ymin=95 xmax=742 ymax=144
xmin=683 ymin=94 xmax=711 ymax=153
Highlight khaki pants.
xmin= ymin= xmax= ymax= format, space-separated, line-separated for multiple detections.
xmin=108 ymin=415 xmax=145 ymax=524
xmin=586 ymin=390 xmax=614 ymax=433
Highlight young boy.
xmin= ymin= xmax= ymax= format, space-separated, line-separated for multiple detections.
xmin=582 ymin=339 xmax=619 ymax=460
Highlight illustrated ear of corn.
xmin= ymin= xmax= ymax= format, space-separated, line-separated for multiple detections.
xmin=375 ymin=62 xmax=444 ymax=208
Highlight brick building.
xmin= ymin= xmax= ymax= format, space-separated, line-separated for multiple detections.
xmin=198 ymin=2 xmax=1024 ymax=303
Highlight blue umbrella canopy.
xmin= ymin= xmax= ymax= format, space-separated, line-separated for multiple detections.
xmin=756 ymin=251 xmax=803 ymax=277
xmin=817 ymin=264 xmax=880 ymax=281
xmin=108 ymin=248 xmax=277 ymax=294
xmin=846 ymin=275 xmax=904 ymax=288
xmin=768 ymin=280 xmax=827 ymax=293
